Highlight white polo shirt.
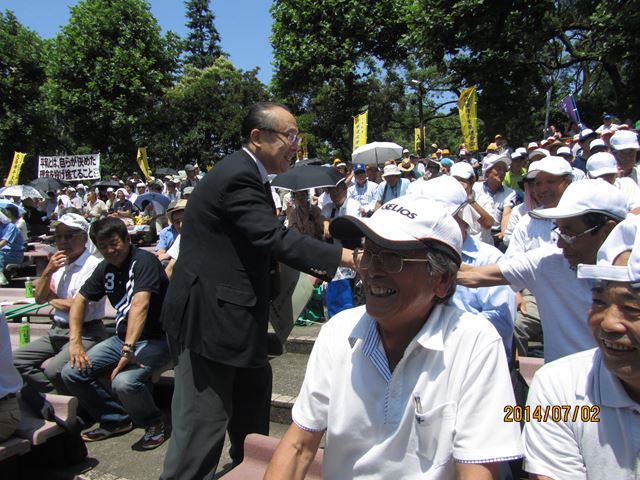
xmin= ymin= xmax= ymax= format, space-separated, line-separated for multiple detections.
xmin=499 ymin=245 xmax=596 ymax=362
xmin=472 ymin=182 xmax=515 ymax=244
xmin=50 ymin=248 xmax=106 ymax=325
xmin=505 ymin=210 xmax=556 ymax=257
xmin=615 ymin=177 xmax=640 ymax=210
xmin=293 ymin=304 xmax=523 ymax=479
xmin=524 ymin=348 xmax=640 ymax=479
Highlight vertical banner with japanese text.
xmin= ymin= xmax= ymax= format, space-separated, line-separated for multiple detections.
xmin=414 ymin=128 xmax=422 ymax=155
xmin=5 ymin=152 xmax=26 ymax=186
xmin=136 ymin=147 xmax=151 ymax=180
xmin=352 ymin=111 xmax=368 ymax=151
xmin=458 ymin=87 xmax=479 ymax=151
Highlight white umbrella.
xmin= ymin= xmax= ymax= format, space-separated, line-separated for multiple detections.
xmin=0 ymin=185 xmax=44 ymax=199
xmin=351 ymin=142 xmax=404 ymax=165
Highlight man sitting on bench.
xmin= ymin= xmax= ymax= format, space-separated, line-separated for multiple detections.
xmin=61 ymin=217 xmax=169 ymax=450
xmin=0 ymin=208 xmax=25 ymax=286
xmin=13 ymin=213 xmax=107 ymax=395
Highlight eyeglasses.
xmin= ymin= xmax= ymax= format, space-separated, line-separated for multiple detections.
xmin=261 ymin=128 xmax=302 ymax=146
xmin=353 ymin=248 xmax=429 ymax=274
xmin=553 ymin=225 xmax=600 ymax=245
xmin=54 ymin=233 xmax=84 ymax=242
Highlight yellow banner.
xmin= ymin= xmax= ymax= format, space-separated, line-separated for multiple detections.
xmin=458 ymin=87 xmax=478 ymax=151
xmin=352 ymin=111 xmax=368 ymax=151
xmin=414 ymin=128 xmax=422 ymax=155
xmin=136 ymin=147 xmax=151 ymax=180
xmin=5 ymin=152 xmax=26 ymax=186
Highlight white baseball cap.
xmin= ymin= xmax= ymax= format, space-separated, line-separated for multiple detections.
xmin=529 ymin=179 xmax=628 ymax=221
xmin=556 ymin=146 xmax=572 ymax=157
xmin=515 ymin=147 xmax=528 ymax=157
xmin=481 ymin=154 xmax=510 ymax=177
xmin=330 ymin=195 xmax=462 ymax=264
xmin=511 ymin=151 xmax=525 ymax=161
xmin=528 ymin=148 xmax=550 ymax=160
xmin=54 ymin=213 xmax=89 ymax=233
xmin=136 ymin=182 xmax=146 ymax=188
xmin=381 ymin=164 xmax=402 ymax=178
xmin=524 ymin=156 xmax=572 ymax=179
xmin=589 ymin=138 xmax=607 ymax=151
xmin=578 ymin=215 xmax=640 ymax=283
xmin=411 ymin=175 xmax=479 ymax=233
xmin=527 ymin=142 xmax=539 ymax=150
xmin=450 ymin=161 xmax=475 ymax=180
xmin=610 ymin=130 xmax=640 ymax=151
xmin=586 ymin=152 xmax=618 ymax=178
xmin=402 ymin=148 xmax=410 ymax=154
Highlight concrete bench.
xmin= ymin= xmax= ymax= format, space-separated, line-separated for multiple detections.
xmin=15 ymin=393 xmax=78 ymax=446
xmin=0 ymin=437 xmax=31 ymax=462
xmin=220 ymin=433 xmax=323 ymax=479
xmin=519 ymin=356 xmax=545 ymax=386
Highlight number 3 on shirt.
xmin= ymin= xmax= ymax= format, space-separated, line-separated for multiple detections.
xmin=105 ymin=273 xmax=115 ymax=291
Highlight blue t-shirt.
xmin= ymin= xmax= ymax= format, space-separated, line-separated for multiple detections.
xmin=156 ymin=225 xmax=179 ymax=251
xmin=0 ymin=223 xmax=24 ymax=254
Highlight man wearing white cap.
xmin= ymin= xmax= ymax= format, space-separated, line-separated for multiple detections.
xmin=374 ymin=164 xmax=409 ymax=209
xmin=129 ymin=182 xmax=146 ymax=206
xmin=459 ymin=179 xmax=628 ymax=362
xmin=503 ymin=151 xmax=527 ymax=192
xmin=523 ymin=215 xmax=640 ymax=479
xmin=473 ymin=154 xmax=515 ymax=245
xmin=586 ymin=151 xmax=640 ymax=214
xmin=265 ymin=196 xmax=523 ymax=479
xmin=556 ymin=145 xmax=587 ymax=181
xmin=506 ymin=156 xmax=573 ymax=256
xmin=13 ymin=213 xmax=106 ymax=394
xmin=414 ymin=176 xmax=516 ymax=358
xmin=610 ymin=129 xmax=640 ymax=187
xmin=573 ymin=128 xmax=597 ymax=173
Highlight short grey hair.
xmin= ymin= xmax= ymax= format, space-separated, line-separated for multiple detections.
xmin=425 ymin=249 xmax=459 ymax=304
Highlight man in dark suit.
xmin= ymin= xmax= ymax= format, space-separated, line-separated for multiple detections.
xmin=160 ymin=102 xmax=352 ymax=479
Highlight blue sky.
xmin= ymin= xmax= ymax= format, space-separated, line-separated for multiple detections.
xmin=0 ymin=0 xmax=275 ymax=84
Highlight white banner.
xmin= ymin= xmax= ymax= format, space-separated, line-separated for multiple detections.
xmin=38 ymin=154 xmax=101 ymax=181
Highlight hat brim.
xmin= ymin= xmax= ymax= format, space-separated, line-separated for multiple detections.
xmin=530 ymin=207 xmax=626 ymax=221
xmin=577 ymin=264 xmax=630 ymax=282
xmin=330 ymin=215 xmax=461 ymax=264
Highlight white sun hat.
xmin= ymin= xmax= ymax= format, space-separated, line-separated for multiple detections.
xmin=586 ymin=152 xmax=619 ymax=178
xmin=330 ymin=195 xmax=462 ymax=264
xmin=578 ymin=215 xmax=640 ymax=283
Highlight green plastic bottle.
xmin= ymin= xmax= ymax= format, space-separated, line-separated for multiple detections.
xmin=19 ymin=317 xmax=30 ymax=346
xmin=24 ymin=277 xmax=34 ymax=298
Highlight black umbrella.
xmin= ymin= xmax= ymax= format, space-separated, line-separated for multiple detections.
xmin=29 ymin=177 xmax=69 ymax=193
xmin=91 ymin=179 xmax=122 ymax=189
xmin=156 ymin=167 xmax=178 ymax=176
xmin=271 ymin=165 xmax=344 ymax=191
xmin=292 ymin=157 xmax=322 ymax=168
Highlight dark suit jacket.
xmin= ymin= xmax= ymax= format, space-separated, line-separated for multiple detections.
xmin=161 ymin=149 xmax=342 ymax=368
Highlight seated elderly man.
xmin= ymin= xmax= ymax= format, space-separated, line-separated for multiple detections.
xmin=13 ymin=214 xmax=106 ymax=394
xmin=523 ymin=215 xmax=640 ymax=479
xmin=265 ymin=196 xmax=522 ymax=479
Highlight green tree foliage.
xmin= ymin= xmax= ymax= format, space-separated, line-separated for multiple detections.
xmin=0 ymin=10 xmax=51 ymax=181
xmin=46 ymin=0 xmax=180 ymax=175
xmin=150 ymin=57 xmax=268 ymax=168
xmin=183 ymin=0 xmax=223 ymax=69
xmin=272 ymin=0 xmax=640 ymax=153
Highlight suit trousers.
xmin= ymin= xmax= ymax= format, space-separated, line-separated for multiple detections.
xmin=161 ymin=338 xmax=272 ymax=480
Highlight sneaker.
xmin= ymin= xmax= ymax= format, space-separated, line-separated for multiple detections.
xmin=0 ymin=272 xmax=8 ymax=286
xmin=81 ymin=421 xmax=133 ymax=442
xmin=140 ymin=421 xmax=166 ymax=450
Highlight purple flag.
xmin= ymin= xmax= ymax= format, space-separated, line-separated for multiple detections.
xmin=557 ymin=94 xmax=584 ymax=129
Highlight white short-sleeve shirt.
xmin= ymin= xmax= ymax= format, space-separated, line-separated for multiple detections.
xmin=615 ymin=177 xmax=640 ymax=210
xmin=51 ymin=248 xmax=105 ymax=324
xmin=498 ymin=245 xmax=596 ymax=362
xmin=293 ymin=304 xmax=523 ymax=479
xmin=524 ymin=348 xmax=640 ymax=479
xmin=167 ymin=234 xmax=181 ymax=260
xmin=505 ymin=210 xmax=556 ymax=257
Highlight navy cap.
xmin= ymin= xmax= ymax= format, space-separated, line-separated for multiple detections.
xmin=353 ymin=163 xmax=366 ymax=173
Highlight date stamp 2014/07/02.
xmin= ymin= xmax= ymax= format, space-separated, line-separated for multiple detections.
xmin=504 ymin=405 xmax=600 ymax=423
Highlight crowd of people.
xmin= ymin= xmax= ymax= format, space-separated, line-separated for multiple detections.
xmin=0 ymin=102 xmax=639 ymax=479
